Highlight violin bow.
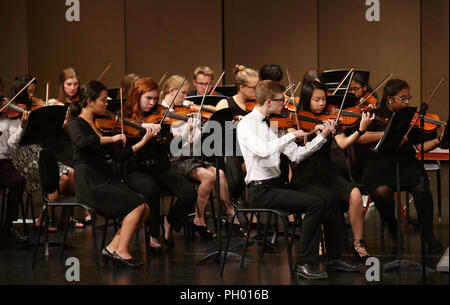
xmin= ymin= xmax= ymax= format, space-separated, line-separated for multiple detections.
xmin=335 ymin=71 xmax=355 ymax=124
xmin=159 ymin=76 xmax=187 ymax=126
xmin=331 ymin=67 xmax=354 ymax=96
xmin=286 ymin=68 xmax=301 ymax=130
xmin=210 ymin=71 xmax=225 ymax=95
xmin=158 ymin=72 xmax=168 ymax=87
xmin=0 ymin=77 xmax=36 ymax=112
xmin=97 ymin=62 xmax=113 ymax=81
xmin=356 ymin=73 xmax=393 ymax=108
xmin=120 ymin=86 xmax=124 ymax=135
xmin=403 ymin=76 xmax=445 ymax=139
xmin=45 ymin=82 xmax=49 ymax=106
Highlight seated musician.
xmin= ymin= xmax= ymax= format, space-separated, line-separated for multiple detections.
xmin=348 ymin=71 xmax=378 ymax=110
xmin=237 ymin=79 xmax=361 ymax=279
xmin=68 ymin=80 xmax=154 ymax=268
xmin=259 ymin=64 xmax=284 ymax=82
xmin=160 ymin=75 xmax=244 ymax=239
xmin=187 ymin=66 xmax=218 ymax=97
xmin=290 ymin=80 xmax=374 ymax=262
xmin=0 ymin=81 xmax=30 ymax=243
xmin=121 ymin=73 xmax=140 ymax=99
xmin=123 ymin=77 xmax=197 ymax=252
xmin=358 ymin=79 xmax=444 ymax=254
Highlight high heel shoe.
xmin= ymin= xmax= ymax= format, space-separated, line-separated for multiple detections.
xmin=224 ymin=221 xmax=246 ymax=237
xmin=160 ymin=216 xmax=175 ymax=248
xmin=353 ymin=239 xmax=369 ymax=263
xmin=112 ymin=251 xmax=143 ymax=268
xmin=190 ymin=221 xmax=216 ymax=240
xmin=149 ymin=238 xmax=162 ymax=255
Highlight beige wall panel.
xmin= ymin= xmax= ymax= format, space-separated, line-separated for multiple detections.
xmin=126 ymin=0 xmax=222 ymax=86
xmin=422 ymin=0 xmax=449 ymax=121
xmin=0 ymin=0 xmax=28 ymax=96
xmin=224 ymin=0 xmax=318 ymax=86
xmin=28 ymin=0 xmax=126 ymax=98
xmin=318 ymin=0 xmax=421 ymax=106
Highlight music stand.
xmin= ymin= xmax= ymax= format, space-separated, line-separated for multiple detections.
xmin=107 ymin=87 xmax=119 ymax=99
xmin=18 ymin=105 xmax=71 ymax=251
xmin=106 ymin=98 xmax=125 ymax=113
xmin=323 ymin=69 xmax=370 ymax=90
xmin=373 ymin=106 xmax=434 ymax=277
xmin=214 ymin=85 xmax=238 ymax=97
xmin=186 ymin=95 xmax=225 ymax=107
xmin=196 ymin=108 xmax=243 ymax=265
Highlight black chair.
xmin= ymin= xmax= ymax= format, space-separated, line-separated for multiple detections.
xmin=220 ymin=199 xmax=298 ymax=278
xmin=32 ymin=148 xmax=100 ymax=269
xmin=0 ymin=188 xmax=30 ymax=237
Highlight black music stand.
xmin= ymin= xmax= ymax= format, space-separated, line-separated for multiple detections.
xmin=373 ymin=106 xmax=434 ymax=277
xmin=186 ymin=95 xmax=226 ymax=107
xmin=18 ymin=105 xmax=70 ymax=250
xmin=196 ymin=108 xmax=244 ymax=265
xmin=323 ymin=69 xmax=370 ymax=91
xmin=106 ymin=98 xmax=125 ymax=113
xmin=214 ymin=85 xmax=238 ymax=97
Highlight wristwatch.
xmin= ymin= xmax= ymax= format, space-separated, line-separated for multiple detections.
xmin=357 ymin=129 xmax=366 ymax=136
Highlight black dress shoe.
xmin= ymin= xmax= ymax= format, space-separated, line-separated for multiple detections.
xmin=327 ymin=257 xmax=362 ymax=272
xmin=163 ymin=237 xmax=175 ymax=249
xmin=112 ymin=252 xmax=143 ymax=268
xmin=101 ymin=247 xmax=114 ymax=259
xmin=4 ymin=227 xmax=28 ymax=243
xmin=295 ymin=263 xmax=328 ymax=280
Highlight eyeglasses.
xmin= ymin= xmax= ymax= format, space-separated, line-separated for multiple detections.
xmin=270 ymin=98 xmax=285 ymax=103
xmin=391 ymin=94 xmax=413 ymax=103
xmin=348 ymin=86 xmax=363 ymax=92
xmin=243 ymin=84 xmax=257 ymax=91
xmin=195 ymin=81 xmax=211 ymax=87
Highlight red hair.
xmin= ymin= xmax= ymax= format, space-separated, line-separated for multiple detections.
xmin=124 ymin=77 xmax=158 ymax=123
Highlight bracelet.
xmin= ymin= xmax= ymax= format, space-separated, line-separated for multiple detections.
xmin=357 ymin=129 xmax=366 ymax=136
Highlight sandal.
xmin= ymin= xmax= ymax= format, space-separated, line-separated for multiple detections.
xmin=353 ymin=239 xmax=369 ymax=263
xmin=70 ymin=218 xmax=85 ymax=228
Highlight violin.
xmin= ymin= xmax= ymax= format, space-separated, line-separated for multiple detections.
xmin=95 ymin=112 xmax=146 ymax=138
xmin=174 ymin=101 xmax=216 ymax=121
xmin=357 ymin=92 xmax=377 ymax=111
xmin=0 ymin=97 xmax=44 ymax=119
xmin=143 ymin=104 xmax=190 ymax=125
xmin=408 ymin=112 xmax=446 ymax=132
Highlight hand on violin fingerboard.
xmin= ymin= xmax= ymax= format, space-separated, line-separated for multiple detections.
xmin=359 ymin=112 xmax=375 ymax=132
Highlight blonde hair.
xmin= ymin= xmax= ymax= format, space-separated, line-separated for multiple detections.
xmin=193 ymin=66 xmax=214 ymax=80
xmin=234 ymin=65 xmax=258 ymax=89
xmin=58 ymin=67 xmax=80 ymax=103
xmin=255 ymin=80 xmax=285 ymax=106
xmin=159 ymin=75 xmax=190 ymax=102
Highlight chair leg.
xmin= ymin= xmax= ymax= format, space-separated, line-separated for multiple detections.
xmin=19 ymin=195 xmax=28 ymax=237
xmin=220 ymin=212 xmax=236 ymax=277
xmin=28 ymin=193 xmax=36 ymax=227
xmin=32 ymin=204 xmax=46 ymax=268
xmin=90 ymin=211 xmax=100 ymax=270
xmin=260 ymin=213 xmax=273 ymax=259
xmin=44 ymin=206 xmax=50 ymax=257
xmin=60 ymin=206 xmax=72 ymax=259
xmin=144 ymin=220 xmax=150 ymax=257
xmin=240 ymin=212 xmax=254 ymax=268
xmin=101 ymin=218 xmax=108 ymax=251
xmin=209 ymin=196 xmax=218 ymax=235
xmin=437 ymin=167 xmax=442 ymax=220
xmin=281 ymin=216 xmax=294 ymax=279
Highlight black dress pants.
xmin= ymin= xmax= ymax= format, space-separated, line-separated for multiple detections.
xmin=0 ymin=159 xmax=26 ymax=228
xmin=248 ymin=180 xmax=325 ymax=263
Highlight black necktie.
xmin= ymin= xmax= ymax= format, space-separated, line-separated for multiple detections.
xmin=262 ymin=117 xmax=270 ymax=126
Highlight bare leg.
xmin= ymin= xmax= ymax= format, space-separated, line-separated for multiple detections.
xmin=190 ymin=167 xmax=215 ymax=227
xmin=348 ymin=187 xmax=369 ymax=256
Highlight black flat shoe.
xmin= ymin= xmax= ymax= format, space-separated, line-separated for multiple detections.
xmin=112 ymin=252 xmax=143 ymax=268
xmin=327 ymin=257 xmax=363 ymax=272
xmin=294 ymin=263 xmax=328 ymax=280
xmin=149 ymin=245 xmax=162 ymax=255
xmin=163 ymin=237 xmax=175 ymax=248
xmin=101 ymin=247 xmax=113 ymax=259
xmin=191 ymin=222 xmax=216 ymax=240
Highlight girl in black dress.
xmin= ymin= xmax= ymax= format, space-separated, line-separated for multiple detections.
xmin=358 ymin=79 xmax=443 ymax=254
xmin=290 ymin=80 xmax=374 ymax=261
xmin=68 ymin=81 xmax=156 ymax=267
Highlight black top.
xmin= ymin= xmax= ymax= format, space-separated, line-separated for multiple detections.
xmin=363 ymin=104 xmax=436 ymax=193
xmin=67 ymin=117 xmax=144 ymax=217
xmin=226 ymin=96 xmax=248 ymax=117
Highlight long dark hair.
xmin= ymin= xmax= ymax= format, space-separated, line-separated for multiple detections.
xmin=300 ymin=80 xmax=328 ymax=112
xmin=381 ymin=79 xmax=409 ymax=107
xmin=10 ymin=74 xmax=37 ymax=109
xmin=69 ymin=81 xmax=106 ymax=119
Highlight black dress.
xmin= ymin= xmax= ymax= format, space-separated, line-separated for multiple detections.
xmin=363 ymin=104 xmax=436 ymax=195
xmin=67 ymin=117 xmax=145 ymax=218
xmin=226 ymin=96 xmax=248 ymax=117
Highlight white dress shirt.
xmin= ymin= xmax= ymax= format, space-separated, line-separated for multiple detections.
xmin=237 ymin=108 xmax=327 ymax=185
xmin=0 ymin=115 xmax=23 ymax=160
